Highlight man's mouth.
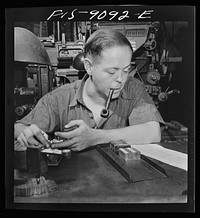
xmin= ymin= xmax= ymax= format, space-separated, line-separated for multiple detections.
xmin=113 ymin=89 xmax=120 ymax=94
xmin=113 ymin=87 xmax=123 ymax=93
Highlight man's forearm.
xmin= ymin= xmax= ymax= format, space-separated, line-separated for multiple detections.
xmin=93 ymin=121 xmax=161 ymax=145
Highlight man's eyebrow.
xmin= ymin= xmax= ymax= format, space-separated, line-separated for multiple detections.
xmin=105 ymin=64 xmax=132 ymax=71
xmin=123 ymin=64 xmax=132 ymax=70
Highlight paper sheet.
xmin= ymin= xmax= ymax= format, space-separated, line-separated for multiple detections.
xmin=131 ymin=144 xmax=188 ymax=171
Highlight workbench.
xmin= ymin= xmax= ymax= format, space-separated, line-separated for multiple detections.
xmin=14 ymin=140 xmax=188 ymax=204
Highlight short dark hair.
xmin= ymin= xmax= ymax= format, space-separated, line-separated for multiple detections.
xmin=84 ymin=28 xmax=133 ymax=62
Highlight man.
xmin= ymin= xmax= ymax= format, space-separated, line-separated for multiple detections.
xmin=14 ymin=28 xmax=164 ymax=151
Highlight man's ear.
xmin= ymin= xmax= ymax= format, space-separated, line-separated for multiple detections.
xmin=84 ymin=58 xmax=93 ymax=76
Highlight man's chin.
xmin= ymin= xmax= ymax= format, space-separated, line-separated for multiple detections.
xmin=112 ymin=91 xmax=120 ymax=99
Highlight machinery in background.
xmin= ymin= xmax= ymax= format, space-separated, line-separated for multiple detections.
xmin=39 ymin=34 xmax=55 ymax=47
xmin=41 ymin=33 xmax=86 ymax=87
xmin=14 ymin=27 xmax=54 ymax=121
xmin=55 ymin=34 xmax=85 ymax=85
xmin=96 ymin=21 xmax=182 ymax=108
xmin=14 ymin=62 xmax=54 ymax=120
xmin=14 ymin=27 xmax=86 ymax=121
xmin=132 ymin=22 xmax=182 ymax=107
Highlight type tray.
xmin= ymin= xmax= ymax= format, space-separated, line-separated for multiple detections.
xmin=97 ymin=144 xmax=168 ymax=183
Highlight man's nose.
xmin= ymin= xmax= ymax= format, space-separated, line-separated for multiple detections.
xmin=116 ymin=70 xmax=124 ymax=83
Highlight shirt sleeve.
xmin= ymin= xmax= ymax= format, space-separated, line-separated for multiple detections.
xmin=128 ymin=80 xmax=165 ymax=126
xmin=15 ymin=93 xmax=59 ymax=133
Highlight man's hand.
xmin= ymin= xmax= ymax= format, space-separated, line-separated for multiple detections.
xmin=17 ymin=124 xmax=50 ymax=148
xmin=52 ymin=120 xmax=96 ymax=151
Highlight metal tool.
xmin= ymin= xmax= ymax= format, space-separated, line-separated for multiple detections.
xmin=100 ymin=89 xmax=114 ymax=118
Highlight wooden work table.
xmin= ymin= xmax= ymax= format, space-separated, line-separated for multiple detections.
xmin=14 ymin=140 xmax=188 ymax=204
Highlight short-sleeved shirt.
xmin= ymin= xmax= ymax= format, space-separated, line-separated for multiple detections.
xmin=16 ymin=74 xmax=164 ymax=134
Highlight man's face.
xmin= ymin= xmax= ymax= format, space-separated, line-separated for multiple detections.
xmin=90 ymin=45 xmax=132 ymax=99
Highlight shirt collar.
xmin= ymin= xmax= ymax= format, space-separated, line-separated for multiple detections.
xmin=69 ymin=74 xmax=89 ymax=107
xmin=120 ymin=78 xmax=132 ymax=100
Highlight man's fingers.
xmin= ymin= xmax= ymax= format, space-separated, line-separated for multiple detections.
xmin=26 ymin=136 xmax=40 ymax=146
xmin=64 ymin=119 xmax=83 ymax=129
xmin=17 ymin=139 xmax=25 ymax=147
xmin=69 ymin=145 xmax=79 ymax=151
xmin=35 ymin=131 xmax=50 ymax=146
xmin=29 ymin=124 xmax=40 ymax=134
xmin=17 ymin=132 xmax=28 ymax=147
xmin=64 ymin=125 xmax=79 ymax=132
xmin=55 ymin=129 xmax=79 ymax=140
xmin=23 ymin=127 xmax=33 ymax=141
xmin=30 ymin=124 xmax=49 ymax=146
xmin=51 ymin=138 xmax=77 ymax=149
xmin=16 ymin=124 xmax=49 ymax=147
